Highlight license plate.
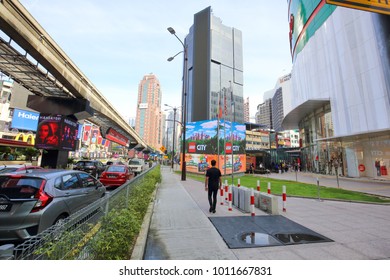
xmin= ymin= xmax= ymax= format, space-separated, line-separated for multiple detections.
xmin=0 ymin=203 xmax=11 ymax=212
xmin=107 ymin=175 xmax=116 ymax=178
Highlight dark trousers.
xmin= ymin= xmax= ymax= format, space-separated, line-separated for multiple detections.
xmin=208 ymin=188 xmax=218 ymax=210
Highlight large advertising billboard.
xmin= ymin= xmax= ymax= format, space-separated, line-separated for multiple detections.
xmin=183 ymin=120 xmax=246 ymax=175
xmin=35 ymin=114 xmax=78 ymax=151
xmin=11 ymin=109 xmax=39 ymax=131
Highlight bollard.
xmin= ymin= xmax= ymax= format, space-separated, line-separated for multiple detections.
xmin=228 ymin=186 xmax=233 ymax=211
xmin=224 ymin=180 xmax=228 ymax=201
xmin=220 ymin=187 xmax=224 ymax=205
xmin=238 ymin=178 xmax=240 ymax=187
xmin=317 ymin=177 xmax=322 ymax=201
xmin=282 ymin=185 xmax=286 ymax=212
xmin=267 ymin=182 xmax=271 ymax=194
xmin=250 ymin=188 xmax=255 ymax=216
xmin=257 ymin=180 xmax=260 ymax=192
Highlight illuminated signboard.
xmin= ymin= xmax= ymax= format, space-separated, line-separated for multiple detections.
xmin=11 ymin=109 xmax=39 ymax=131
xmin=35 ymin=114 xmax=78 ymax=151
xmin=105 ymin=128 xmax=129 ymax=147
xmin=326 ymin=0 xmax=390 ymax=15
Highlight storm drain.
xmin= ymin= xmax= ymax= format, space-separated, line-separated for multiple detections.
xmin=209 ymin=215 xmax=333 ymax=249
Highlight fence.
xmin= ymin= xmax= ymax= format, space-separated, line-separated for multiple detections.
xmin=9 ymin=165 xmax=157 ymax=260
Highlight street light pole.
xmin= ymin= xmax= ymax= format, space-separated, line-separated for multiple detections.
xmin=168 ymin=26 xmax=187 ymax=181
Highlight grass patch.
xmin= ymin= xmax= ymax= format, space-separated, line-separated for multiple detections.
xmin=183 ymin=172 xmax=390 ymax=204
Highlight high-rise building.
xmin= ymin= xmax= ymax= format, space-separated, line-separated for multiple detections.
xmin=256 ymin=99 xmax=272 ymax=128
xmin=244 ymin=97 xmax=250 ymax=123
xmin=135 ymin=74 xmax=163 ymax=149
xmin=284 ymin=1 xmax=390 ymax=178
xmin=184 ymin=6 xmax=244 ymax=123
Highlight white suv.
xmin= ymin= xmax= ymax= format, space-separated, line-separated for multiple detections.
xmin=128 ymin=158 xmax=145 ymax=176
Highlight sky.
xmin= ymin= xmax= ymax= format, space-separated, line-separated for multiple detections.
xmin=18 ymin=0 xmax=292 ymax=120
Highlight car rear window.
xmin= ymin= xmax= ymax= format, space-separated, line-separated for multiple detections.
xmin=129 ymin=160 xmax=141 ymax=165
xmin=0 ymin=167 xmax=19 ymax=174
xmin=107 ymin=165 xmax=126 ymax=172
xmin=0 ymin=176 xmax=44 ymax=199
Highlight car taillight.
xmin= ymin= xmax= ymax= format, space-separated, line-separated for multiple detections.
xmin=31 ymin=180 xmax=53 ymax=212
xmin=119 ymin=174 xmax=126 ymax=179
xmin=101 ymin=172 xmax=107 ymax=178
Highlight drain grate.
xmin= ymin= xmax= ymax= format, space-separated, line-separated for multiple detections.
xmin=209 ymin=215 xmax=333 ymax=249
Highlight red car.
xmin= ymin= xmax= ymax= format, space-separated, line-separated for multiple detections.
xmin=99 ymin=164 xmax=132 ymax=188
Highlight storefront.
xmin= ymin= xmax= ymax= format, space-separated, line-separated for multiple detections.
xmin=316 ymin=131 xmax=390 ymax=179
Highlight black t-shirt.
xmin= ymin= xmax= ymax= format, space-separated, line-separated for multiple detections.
xmin=206 ymin=167 xmax=221 ymax=190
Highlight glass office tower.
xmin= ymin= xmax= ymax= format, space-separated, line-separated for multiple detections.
xmin=185 ymin=6 xmax=244 ymax=123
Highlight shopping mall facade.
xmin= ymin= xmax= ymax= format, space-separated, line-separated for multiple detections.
xmin=283 ymin=1 xmax=390 ymax=179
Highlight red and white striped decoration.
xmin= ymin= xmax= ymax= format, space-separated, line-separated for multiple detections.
xmin=267 ymin=182 xmax=271 ymax=194
xmin=220 ymin=187 xmax=224 ymax=205
xmin=238 ymin=178 xmax=240 ymax=187
xmin=257 ymin=180 xmax=260 ymax=192
xmin=224 ymin=180 xmax=228 ymax=201
xmin=250 ymin=188 xmax=255 ymax=216
xmin=228 ymin=186 xmax=232 ymax=211
xmin=282 ymin=185 xmax=287 ymax=212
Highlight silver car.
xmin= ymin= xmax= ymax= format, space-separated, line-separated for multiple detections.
xmin=0 ymin=169 xmax=106 ymax=243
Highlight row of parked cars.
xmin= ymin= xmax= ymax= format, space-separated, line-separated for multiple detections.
xmin=0 ymin=158 xmax=147 ymax=244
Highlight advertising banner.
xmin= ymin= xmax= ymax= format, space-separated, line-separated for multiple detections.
xmin=11 ymin=109 xmax=39 ymax=131
xmin=35 ymin=114 xmax=78 ymax=151
xmin=183 ymin=120 xmax=246 ymax=175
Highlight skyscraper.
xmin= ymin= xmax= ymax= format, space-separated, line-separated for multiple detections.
xmin=244 ymin=97 xmax=250 ymax=123
xmin=184 ymin=6 xmax=244 ymax=123
xmin=135 ymin=74 xmax=163 ymax=149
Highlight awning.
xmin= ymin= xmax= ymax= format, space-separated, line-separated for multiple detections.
xmin=282 ymin=99 xmax=330 ymax=130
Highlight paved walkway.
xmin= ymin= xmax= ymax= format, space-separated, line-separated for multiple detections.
xmin=143 ymin=166 xmax=390 ymax=260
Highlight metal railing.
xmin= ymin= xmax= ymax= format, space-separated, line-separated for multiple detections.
xmin=8 ymin=166 xmax=156 ymax=260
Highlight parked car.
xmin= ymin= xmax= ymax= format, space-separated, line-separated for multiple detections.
xmin=0 ymin=165 xmax=43 ymax=174
xmin=128 ymin=158 xmax=145 ymax=176
xmin=99 ymin=165 xmax=132 ymax=189
xmin=0 ymin=169 xmax=106 ymax=243
xmin=73 ymin=160 xmax=105 ymax=178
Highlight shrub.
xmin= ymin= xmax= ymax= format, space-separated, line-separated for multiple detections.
xmin=90 ymin=166 xmax=161 ymax=259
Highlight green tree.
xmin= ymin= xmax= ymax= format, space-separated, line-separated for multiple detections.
xmin=23 ymin=147 xmax=41 ymax=162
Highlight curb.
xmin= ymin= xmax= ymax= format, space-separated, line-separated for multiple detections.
xmin=130 ymin=183 xmax=159 ymax=260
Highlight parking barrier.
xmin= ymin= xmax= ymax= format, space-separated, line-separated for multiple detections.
xmin=238 ymin=178 xmax=240 ymax=187
xmin=257 ymin=180 xmax=260 ymax=191
xmin=267 ymin=182 xmax=271 ymax=194
xmin=228 ymin=186 xmax=232 ymax=211
xmin=225 ymin=180 xmax=228 ymax=201
xmin=282 ymin=185 xmax=287 ymax=212
xmin=250 ymin=188 xmax=255 ymax=216
xmin=220 ymin=187 xmax=224 ymax=205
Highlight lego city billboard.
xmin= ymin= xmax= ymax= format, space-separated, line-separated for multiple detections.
xmin=183 ymin=119 xmax=246 ymax=175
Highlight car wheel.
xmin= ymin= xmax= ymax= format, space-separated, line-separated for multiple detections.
xmin=53 ymin=214 xmax=68 ymax=226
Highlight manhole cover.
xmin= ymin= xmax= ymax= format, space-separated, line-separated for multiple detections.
xmin=240 ymin=232 xmax=281 ymax=246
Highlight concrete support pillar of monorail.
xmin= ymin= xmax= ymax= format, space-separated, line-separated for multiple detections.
xmin=40 ymin=150 xmax=70 ymax=169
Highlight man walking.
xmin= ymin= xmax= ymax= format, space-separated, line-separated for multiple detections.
xmin=205 ymin=159 xmax=222 ymax=213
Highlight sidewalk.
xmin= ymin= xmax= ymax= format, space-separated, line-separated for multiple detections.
xmin=143 ymin=166 xmax=390 ymax=260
